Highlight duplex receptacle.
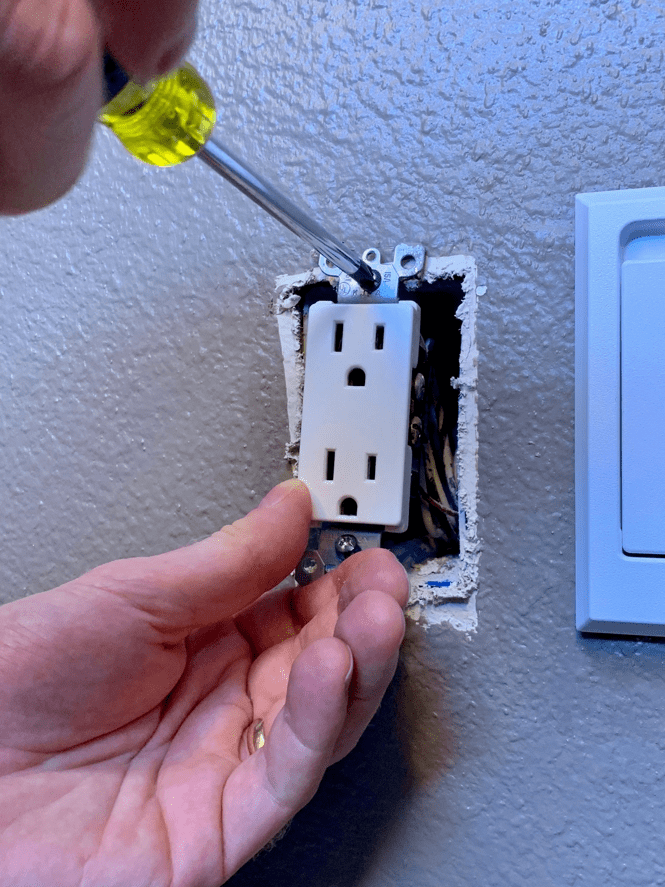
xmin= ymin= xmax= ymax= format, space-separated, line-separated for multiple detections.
xmin=276 ymin=247 xmax=478 ymax=613
xmin=298 ymin=301 xmax=420 ymax=533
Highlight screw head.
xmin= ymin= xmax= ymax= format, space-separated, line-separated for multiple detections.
xmin=335 ymin=534 xmax=358 ymax=556
xmin=410 ymin=416 xmax=423 ymax=446
xmin=302 ymin=557 xmax=319 ymax=574
xmin=295 ymin=550 xmax=325 ymax=586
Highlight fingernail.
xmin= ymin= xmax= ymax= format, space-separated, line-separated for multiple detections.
xmin=154 ymin=19 xmax=197 ymax=76
xmin=258 ymin=478 xmax=302 ymax=510
xmin=249 ymin=719 xmax=265 ymax=753
xmin=401 ymin=563 xmax=411 ymax=608
xmin=344 ymin=649 xmax=354 ymax=686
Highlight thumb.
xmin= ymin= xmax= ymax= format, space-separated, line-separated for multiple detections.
xmin=0 ymin=0 xmax=102 ymax=213
xmin=90 ymin=479 xmax=312 ymax=639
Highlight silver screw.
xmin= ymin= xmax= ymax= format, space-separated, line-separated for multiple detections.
xmin=302 ymin=557 xmax=319 ymax=574
xmin=335 ymin=534 xmax=358 ymax=556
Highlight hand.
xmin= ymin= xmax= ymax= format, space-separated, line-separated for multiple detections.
xmin=0 ymin=0 xmax=198 ymax=213
xmin=0 ymin=479 xmax=408 ymax=886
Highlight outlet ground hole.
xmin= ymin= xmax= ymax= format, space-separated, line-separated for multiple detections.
xmin=339 ymin=497 xmax=358 ymax=516
xmin=347 ymin=367 xmax=366 ymax=387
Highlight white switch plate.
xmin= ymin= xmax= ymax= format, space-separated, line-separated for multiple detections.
xmin=576 ymin=186 xmax=665 ymax=636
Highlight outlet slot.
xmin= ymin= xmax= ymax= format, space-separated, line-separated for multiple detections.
xmin=375 ymin=325 xmax=385 ymax=350
xmin=334 ymin=322 xmax=344 ymax=352
xmin=367 ymin=454 xmax=377 ymax=480
xmin=325 ymin=449 xmax=336 ymax=480
xmin=347 ymin=367 xmax=366 ymax=387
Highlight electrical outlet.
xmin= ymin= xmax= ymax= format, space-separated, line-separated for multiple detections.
xmin=298 ymin=300 xmax=421 ymax=533
xmin=276 ymin=246 xmax=478 ymax=619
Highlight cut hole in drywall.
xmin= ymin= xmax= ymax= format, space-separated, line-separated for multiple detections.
xmin=275 ymin=253 xmax=479 ymax=625
xmin=381 ymin=273 xmax=464 ymax=567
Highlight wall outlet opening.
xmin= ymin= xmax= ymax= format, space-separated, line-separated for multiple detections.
xmin=275 ymin=253 xmax=479 ymax=623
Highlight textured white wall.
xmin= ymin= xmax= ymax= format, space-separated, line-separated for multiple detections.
xmin=2 ymin=1 xmax=665 ymax=885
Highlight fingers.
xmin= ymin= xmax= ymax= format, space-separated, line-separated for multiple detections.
xmin=0 ymin=0 xmax=102 ymax=213
xmin=94 ymin=0 xmax=199 ymax=81
xmin=221 ymin=637 xmax=353 ymax=876
xmin=235 ymin=547 xmax=410 ymax=658
xmin=0 ymin=0 xmax=200 ymax=214
xmin=334 ymin=546 xmax=411 ymax=613
xmin=89 ymin=480 xmax=312 ymax=640
xmin=332 ymin=588 xmax=405 ymax=761
xmin=236 ymin=547 xmax=408 ymax=766
xmin=330 ymin=549 xmax=408 ymax=760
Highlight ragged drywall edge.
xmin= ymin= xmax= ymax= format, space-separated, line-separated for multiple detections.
xmin=274 ymin=255 xmax=480 ymax=633
xmin=406 ymin=594 xmax=478 ymax=633
xmin=274 ymin=265 xmax=328 ymax=459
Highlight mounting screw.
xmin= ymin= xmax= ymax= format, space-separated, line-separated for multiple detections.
xmin=410 ymin=416 xmax=423 ymax=446
xmin=335 ymin=534 xmax=359 ymax=557
xmin=295 ymin=550 xmax=325 ymax=586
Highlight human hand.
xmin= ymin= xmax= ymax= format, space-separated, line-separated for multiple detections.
xmin=0 ymin=0 xmax=199 ymax=213
xmin=0 ymin=479 xmax=408 ymax=886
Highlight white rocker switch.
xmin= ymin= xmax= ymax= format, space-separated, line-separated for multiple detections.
xmin=621 ymin=243 xmax=665 ymax=557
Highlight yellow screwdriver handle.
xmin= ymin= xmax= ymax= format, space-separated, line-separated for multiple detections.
xmin=99 ymin=56 xmax=216 ymax=167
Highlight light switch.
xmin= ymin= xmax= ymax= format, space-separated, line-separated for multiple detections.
xmin=621 ymin=240 xmax=665 ymax=556
xmin=576 ymin=187 xmax=665 ymax=636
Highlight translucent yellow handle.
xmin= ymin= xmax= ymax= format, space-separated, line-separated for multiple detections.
xmin=99 ymin=63 xmax=216 ymax=167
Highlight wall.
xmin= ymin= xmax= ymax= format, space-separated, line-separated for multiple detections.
xmin=1 ymin=0 xmax=664 ymax=884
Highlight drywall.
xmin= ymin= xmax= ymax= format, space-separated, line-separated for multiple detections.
xmin=1 ymin=0 xmax=665 ymax=885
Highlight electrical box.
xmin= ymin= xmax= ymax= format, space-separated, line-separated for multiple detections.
xmin=576 ymin=187 xmax=665 ymax=635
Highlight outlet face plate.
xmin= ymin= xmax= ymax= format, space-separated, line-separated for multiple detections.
xmin=298 ymin=300 xmax=420 ymax=532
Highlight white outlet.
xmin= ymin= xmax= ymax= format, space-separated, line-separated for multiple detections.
xmin=298 ymin=300 xmax=420 ymax=532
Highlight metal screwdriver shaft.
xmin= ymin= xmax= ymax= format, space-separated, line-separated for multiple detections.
xmin=101 ymin=55 xmax=378 ymax=289
xmin=198 ymin=138 xmax=380 ymax=291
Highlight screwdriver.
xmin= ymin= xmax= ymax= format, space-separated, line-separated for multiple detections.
xmin=100 ymin=55 xmax=380 ymax=292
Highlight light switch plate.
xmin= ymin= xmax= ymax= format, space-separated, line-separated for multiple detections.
xmin=576 ymin=186 xmax=665 ymax=636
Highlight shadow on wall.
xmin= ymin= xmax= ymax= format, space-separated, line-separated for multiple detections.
xmin=226 ymin=621 xmax=456 ymax=887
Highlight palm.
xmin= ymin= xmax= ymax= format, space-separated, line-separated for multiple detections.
xmin=0 ymin=481 xmax=408 ymax=887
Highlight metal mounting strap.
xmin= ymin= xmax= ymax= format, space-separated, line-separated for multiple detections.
xmin=319 ymin=243 xmax=426 ymax=303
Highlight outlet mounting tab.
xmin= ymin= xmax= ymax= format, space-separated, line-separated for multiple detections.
xmin=319 ymin=244 xmax=426 ymax=303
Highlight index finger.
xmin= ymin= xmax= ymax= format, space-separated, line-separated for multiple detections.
xmin=0 ymin=0 xmax=101 ymax=213
xmin=293 ymin=547 xmax=410 ymax=626
xmin=0 ymin=0 xmax=199 ymax=215
xmin=88 ymin=479 xmax=312 ymax=641
xmin=234 ymin=547 xmax=410 ymax=659
xmin=94 ymin=0 xmax=199 ymax=81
